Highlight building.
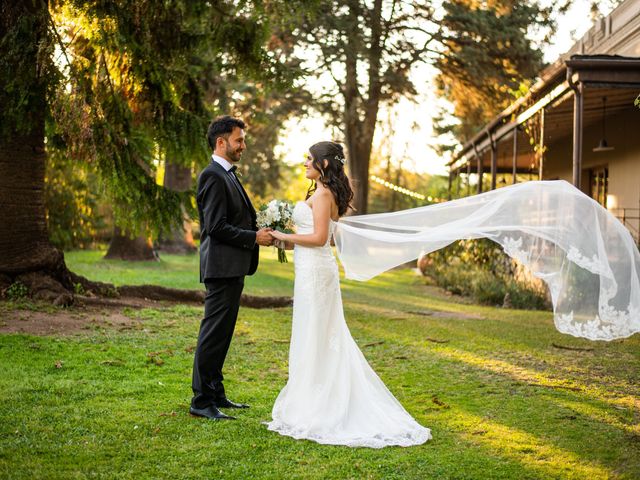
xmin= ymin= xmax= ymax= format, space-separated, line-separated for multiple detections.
xmin=447 ymin=0 xmax=640 ymax=242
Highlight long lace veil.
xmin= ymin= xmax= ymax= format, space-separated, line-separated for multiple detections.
xmin=334 ymin=180 xmax=640 ymax=341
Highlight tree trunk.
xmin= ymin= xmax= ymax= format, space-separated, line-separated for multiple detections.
xmin=0 ymin=0 xmax=51 ymax=273
xmin=156 ymin=161 xmax=196 ymax=254
xmin=348 ymin=140 xmax=370 ymax=214
xmin=343 ymin=3 xmax=366 ymax=214
xmin=346 ymin=121 xmax=377 ymax=214
xmin=0 ymin=131 xmax=59 ymax=273
xmin=104 ymin=227 xmax=158 ymax=261
xmin=341 ymin=0 xmax=383 ymax=215
xmin=0 ymin=0 xmax=74 ymax=304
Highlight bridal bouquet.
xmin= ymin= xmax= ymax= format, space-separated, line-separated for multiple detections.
xmin=257 ymin=199 xmax=294 ymax=262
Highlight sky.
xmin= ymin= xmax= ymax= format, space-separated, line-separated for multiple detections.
xmin=275 ymin=0 xmax=615 ymax=177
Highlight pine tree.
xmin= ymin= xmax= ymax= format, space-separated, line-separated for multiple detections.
xmin=434 ymin=0 xmax=554 ymax=145
xmin=0 ymin=0 xmax=305 ymax=301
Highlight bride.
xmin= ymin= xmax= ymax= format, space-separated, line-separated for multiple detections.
xmin=266 ymin=141 xmax=431 ymax=448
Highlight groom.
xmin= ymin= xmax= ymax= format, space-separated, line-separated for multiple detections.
xmin=190 ymin=115 xmax=273 ymax=420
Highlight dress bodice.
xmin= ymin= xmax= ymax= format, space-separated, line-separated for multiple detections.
xmin=293 ymin=201 xmax=335 ymax=247
xmin=292 ymin=201 xmax=336 ymax=267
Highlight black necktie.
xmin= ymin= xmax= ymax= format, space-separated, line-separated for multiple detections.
xmin=227 ymin=166 xmax=250 ymax=208
xmin=228 ymin=165 xmax=240 ymax=184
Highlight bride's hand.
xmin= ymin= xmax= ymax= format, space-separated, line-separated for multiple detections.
xmin=270 ymin=230 xmax=287 ymax=241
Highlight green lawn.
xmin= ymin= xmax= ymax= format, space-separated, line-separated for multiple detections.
xmin=64 ymin=248 xmax=293 ymax=297
xmin=1 ymin=248 xmax=639 ymax=479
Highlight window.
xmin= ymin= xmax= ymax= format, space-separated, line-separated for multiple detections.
xmin=589 ymin=167 xmax=608 ymax=207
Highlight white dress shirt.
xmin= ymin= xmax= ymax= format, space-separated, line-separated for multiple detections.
xmin=212 ymin=154 xmax=234 ymax=172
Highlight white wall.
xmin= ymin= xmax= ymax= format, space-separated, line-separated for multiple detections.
xmin=543 ymin=107 xmax=640 ymax=235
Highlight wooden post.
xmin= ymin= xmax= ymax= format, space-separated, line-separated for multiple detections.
xmin=473 ymin=143 xmax=483 ymax=194
xmin=568 ymin=69 xmax=583 ymax=189
xmin=512 ymin=126 xmax=518 ymax=184
xmin=539 ymin=108 xmax=545 ymax=180
xmin=489 ymin=130 xmax=497 ymax=190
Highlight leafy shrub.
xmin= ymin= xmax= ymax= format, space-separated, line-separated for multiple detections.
xmin=6 ymin=282 xmax=28 ymax=300
xmin=45 ymin=143 xmax=108 ymax=250
xmin=472 ymin=271 xmax=506 ymax=305
xmin=421 ymin=239 xmax=550 ymax=310
xmin=505 ymin=283 xmax=549 ymax=310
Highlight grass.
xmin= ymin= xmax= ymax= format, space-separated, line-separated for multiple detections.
xmin=0 ymin=248 xmax=639 ymax=479
xmin=65 ymin=248 xmax=293 ymax=297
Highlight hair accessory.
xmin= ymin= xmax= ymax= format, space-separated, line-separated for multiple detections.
xmin=335 ymin=155 xmax=346 ymax=165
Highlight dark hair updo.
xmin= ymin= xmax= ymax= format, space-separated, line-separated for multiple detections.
xmin=306 ymin=141 xmax=354 ymax=217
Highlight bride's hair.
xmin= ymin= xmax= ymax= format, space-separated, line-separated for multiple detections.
xmin=305 ymin=141 xmax=354 ymax=217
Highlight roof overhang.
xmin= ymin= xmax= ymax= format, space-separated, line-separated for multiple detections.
xmin=448 ymin=55 xmax=640 ymax=174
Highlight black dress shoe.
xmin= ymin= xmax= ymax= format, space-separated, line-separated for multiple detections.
xmin=189 ymin=405 xmax=236 ymax=420
xmin=214 ymin=398 xmax=250 ymax=409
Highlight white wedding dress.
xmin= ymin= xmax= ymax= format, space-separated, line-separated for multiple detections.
xmin=266 ymin=201 xmax=431 ymax=448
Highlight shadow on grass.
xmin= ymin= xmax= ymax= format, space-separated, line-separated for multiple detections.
xmin=350 ymin=318 xmax=640 ymax=478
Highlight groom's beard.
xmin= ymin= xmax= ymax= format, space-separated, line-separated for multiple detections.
xmin=225 ymin=145 xmax=243 ymax=163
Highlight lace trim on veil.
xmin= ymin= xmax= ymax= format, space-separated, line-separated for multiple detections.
xmin=334 ymin=180 xmax=640 ymax=341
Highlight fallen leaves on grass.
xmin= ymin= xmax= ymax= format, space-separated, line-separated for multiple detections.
xmin=425 ymin=337 xmax=449 ymax=344
xmin=551 ymin=343 xmax=594 ymax=352
xmin=101 ymin=360 xmax=125 ymax=366
xmin=147 ymin=349 xmax=174 ymax=366
xmin=431 ymin=395 xmax=450 ymax=409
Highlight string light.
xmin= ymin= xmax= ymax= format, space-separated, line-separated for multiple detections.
xmin=369 ymin=175 xmax=444 ymax=202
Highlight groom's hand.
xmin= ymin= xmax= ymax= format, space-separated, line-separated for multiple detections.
xmin=256 ymin=228 xmax=274 ymax=246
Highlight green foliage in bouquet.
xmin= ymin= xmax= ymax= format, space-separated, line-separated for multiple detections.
xmin=256 ymin=200 xmax=294 ymax=263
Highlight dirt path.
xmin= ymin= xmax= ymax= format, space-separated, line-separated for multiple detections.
xmin=0 ymin=287 xmax=293 ymax=336
xmin=0 ymin=297 xmax=174 ymax=336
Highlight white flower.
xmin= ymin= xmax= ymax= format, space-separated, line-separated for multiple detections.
xmin=257 ymin=199 xmax=294 ymax=230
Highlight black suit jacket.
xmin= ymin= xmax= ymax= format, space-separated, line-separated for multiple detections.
xmin=197 ymin=160 xmax=259 ymax=281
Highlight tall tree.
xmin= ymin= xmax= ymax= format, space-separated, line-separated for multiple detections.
xmin=0 ymin=0 xmax=60 ymax=297
xmin=299 ymin=1 xmax=441 ymax=213
xmin=155 ymin=160 xmax=198 ymax=255
xmin=434 ymin=0 xmax=554 ymax=146
xmin=0 ymin=0 xmax=302 ymax=301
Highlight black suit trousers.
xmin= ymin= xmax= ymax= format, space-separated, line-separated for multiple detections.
xmin=191 ymin=276 xmax=245 ymax=409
